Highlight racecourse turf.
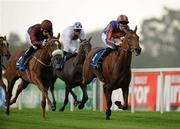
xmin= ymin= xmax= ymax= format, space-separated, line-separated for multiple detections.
xmin=0 ymin=109 xmax=180 ymax=129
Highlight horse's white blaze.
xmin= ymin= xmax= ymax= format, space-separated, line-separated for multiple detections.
xmin=54 ymin=41 xmax=59 ymax=47
xmin=3 ymin=40 xmax=8 ymax=46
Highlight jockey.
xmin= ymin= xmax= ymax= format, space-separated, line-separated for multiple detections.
xmin=55 ymin=22 xmax=85 ymax=70
xmin=16 ymin=19 xmax=53 ymax=71
xmin=91 ymin=15 xmax=130 ymax=69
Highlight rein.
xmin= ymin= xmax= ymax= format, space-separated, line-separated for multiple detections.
xmin=32 ymin=56 xmax=51 ymax=67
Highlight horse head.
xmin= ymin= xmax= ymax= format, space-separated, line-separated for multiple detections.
xmin=0 ymin=36 xmax=11 ymax=59
xmin=44 ymin=33 xmax=63 ymax=58
xmin=79 ymin=37 xmax=92 ymax=57
xmin=119 ymin=26 xmax=141 ymax=56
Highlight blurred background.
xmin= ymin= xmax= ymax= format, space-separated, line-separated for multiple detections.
xmin=1 ymin=0 xmax=180 ymax=68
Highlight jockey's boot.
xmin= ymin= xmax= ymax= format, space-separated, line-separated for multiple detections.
xmin=16 ymin=46 xmax=35 ymax=71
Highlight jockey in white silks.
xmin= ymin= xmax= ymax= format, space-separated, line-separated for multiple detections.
xmin=55 ymin=22 xmax=85 ymax=70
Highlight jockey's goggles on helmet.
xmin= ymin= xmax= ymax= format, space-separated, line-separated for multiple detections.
xmin=42 ymin=29 xmax=49 ymax=33
xmin=118 ymin=21 xmax=128 ymax=25
xmin=74 ymin=29 xmax=81 ymax=32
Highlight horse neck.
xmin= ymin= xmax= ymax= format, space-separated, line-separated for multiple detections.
xmin=74 ymin=49 xmax=85 ymax=65
xmin=116 ymin=49 xmax=132 ymax=72
xmin=34 ymin=48 xmax=51 ymax=64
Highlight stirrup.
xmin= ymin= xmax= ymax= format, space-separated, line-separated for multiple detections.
xmin=55 ymin=60 xmax=64 ymax=70
xmin=55 ymin=63 xmax=62 ymax=70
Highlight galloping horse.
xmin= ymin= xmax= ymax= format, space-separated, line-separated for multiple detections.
xmin=51 ymin=37 xmax=92 ymax=111
xmin=0 ymin=36 xmax=11 ymax=97
xmin=82 ymin=26 xmax=141 ymax=120
xmin=5 ymin=34 xmax=62 ymax=118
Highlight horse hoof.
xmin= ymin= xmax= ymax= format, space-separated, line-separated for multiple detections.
xmin=51 ymin=106 xmax=56 ymax=111
xmin=5 ymin=111 xmax=9 ymax=116
xmin=74 ymin=101 xmax=81 ymax=107
xmin=78 ymin=103 xmax=84 ymax=110
xmin=115 ymin=101 xmax=123 ymax=109
xmin=123 ymin=106 xmax=128 ymax=110
xmin=59 ymin=108 xmax=65 ymax=112
xmin=106 ymin=117 xmax=110 ymax=120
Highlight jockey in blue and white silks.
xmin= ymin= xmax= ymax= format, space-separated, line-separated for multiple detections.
xmin=91 ymin=15 xmax=130 ymax=69
xmin=55 ymin=22 xmax=86 ymax=70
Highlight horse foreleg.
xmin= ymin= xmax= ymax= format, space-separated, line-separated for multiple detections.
xmin=115 ymin=87 xmax=129 ymax=110
xmin=41 ymin=94 xmax=46 ymax=118
xmin=69 ymin=89 xmax=80 ymax=106
xmin=103 ymin=84 xmax=112 ymax=120
xmin=82 ymin=66 xmax=94 ymax=85
xmin=6 ymin=79 xmax=16 ymax=115
xmin=59 ymin=87 xmax=69 ymax=112
xmin=33 ymin=78 xmax=52 ymax=110
xmin=78 ymin=84 xmax=88 ymax=110
xmin=122 ymin=87 xmax=129 ymax=110
xmin=10 ymin=80 xmax=28 ymax=105
xmin=50 ymin=85 xmax=56 ymax=111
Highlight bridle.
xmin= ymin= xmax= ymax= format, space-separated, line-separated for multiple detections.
xmin=32 ymin=38 xmax=61 ymax=67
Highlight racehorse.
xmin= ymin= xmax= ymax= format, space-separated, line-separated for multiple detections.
xmin=51 ymin=37 xmax=92 ymax=111
xmin=0 ymin=36 xmax=11 ymax=97
xmin=5 ymin=34 xmax=62 ymax=118
xmin=82 ymin=26 xmax=141 ymax=120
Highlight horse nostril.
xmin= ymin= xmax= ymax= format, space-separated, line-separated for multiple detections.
xmin=135 ymin=48 xmax=141 ymax=54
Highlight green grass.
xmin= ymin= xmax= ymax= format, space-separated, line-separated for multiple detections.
xmin=0 ymin=109 xmax=180 ymax=129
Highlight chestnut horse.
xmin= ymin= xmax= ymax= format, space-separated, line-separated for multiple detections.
xmin=51 ymin=37 xmax=92 ymax=111
xmin=0 ymin=36 xmax=11 ymax=97
xmin=82 ymin=26 xmax=141 ymax=120
xmin=5 ymin=35 xmax=62 ymax=118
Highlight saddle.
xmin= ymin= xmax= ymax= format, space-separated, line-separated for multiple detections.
xmin=90 ymin=48 xmax=107 ymax=70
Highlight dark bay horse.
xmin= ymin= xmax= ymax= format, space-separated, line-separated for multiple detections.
xmin=82 ymin=26 xmax=141 ymax=120
xmin=51 ymin=37 xmax=92 ymax=111
xmin=5 ymin=35 xmax=62 ymax=118
xmin=0 ymin=36 xmax=11 ymax=97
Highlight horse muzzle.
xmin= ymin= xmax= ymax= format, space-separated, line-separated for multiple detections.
xmin=134 ymin=47 xmax=141 ymax=56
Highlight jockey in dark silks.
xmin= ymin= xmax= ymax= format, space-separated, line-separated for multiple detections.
xmin=91 ymin=15 xmax=130 ymax=69
xmin=16 ymin=20 xmax=54 ymax=71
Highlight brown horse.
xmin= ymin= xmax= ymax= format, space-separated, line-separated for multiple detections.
xmin=82 ymin=26 xmax=141 ymax=120
xmin=5 ymin=34 xmax=62 ymax=118
xmin=0 ymin=36 xmax=11 ymax=97
xmin=51 ymin=37 xmax=92 ymax=111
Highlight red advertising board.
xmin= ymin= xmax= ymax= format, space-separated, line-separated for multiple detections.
xmin=164 ymin=72 xmax=180 ymax=107
xmin=128 ymin=73 xmax=159 ymax=111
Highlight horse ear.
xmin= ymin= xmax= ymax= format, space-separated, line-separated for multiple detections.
xmin=88 ymin=36 xmax=92 ymax=42
xmin=57 ymin=33 xmax=60 ymax=39
xmin=134 ymin=26 xmax=137 ymax=33
xmin=4 ymin=36 xmax=6 ymax=39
